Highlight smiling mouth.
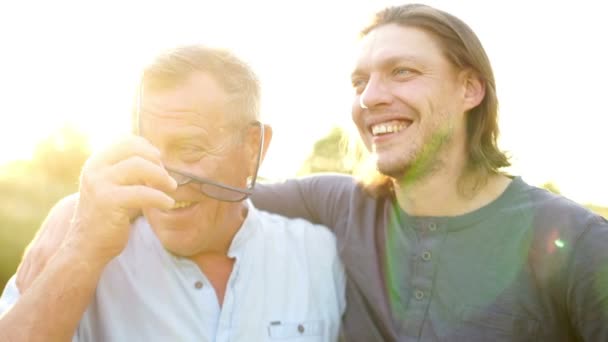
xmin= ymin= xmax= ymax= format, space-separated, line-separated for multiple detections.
xmin=370 ymin=120 xmax=412 ymax=136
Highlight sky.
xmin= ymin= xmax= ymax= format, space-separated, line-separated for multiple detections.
xmin=0 ymin=0 xmax=606 ymax=205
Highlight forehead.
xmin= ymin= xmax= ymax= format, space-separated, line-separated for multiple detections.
xmin=353 ymin=24 xmax=447 ymax=72
xmin=140 ymin=71 xmax=230 ymax=127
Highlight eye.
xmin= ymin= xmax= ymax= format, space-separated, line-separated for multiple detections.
xmin=176 ymin=145 xmax=208 ymax=162
xmin=351 ymin=78 xmax=368 ymax=94
xmin=392 ymin=67 xmax=416 ymax=79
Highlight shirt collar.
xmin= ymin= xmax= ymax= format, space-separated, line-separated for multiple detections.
xmin=227 ymin=199 xmax=260 ymax=259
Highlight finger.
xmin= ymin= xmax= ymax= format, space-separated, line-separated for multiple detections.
xmin=114 ymin=185 xmax=175 ymax=211
xmin=86 ymin=135 xmax=161 ymax=170
xmin=106 ymin=156 xmax=177 ymax=192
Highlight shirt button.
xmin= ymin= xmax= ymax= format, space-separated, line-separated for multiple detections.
xmin=298 ymin=324 xmax=305 ymax=333
xmin=414 ymin=290 xmax=424 ymax=300
xmin=421 ymin=251 xmax=432 ymax=261
xmin=428 ymin=223 xmax=437 ymax=231
xmin=194 ymin=281 xmax=204 ymax=289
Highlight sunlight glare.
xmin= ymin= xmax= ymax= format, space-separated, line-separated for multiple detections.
xmin=0 ymin=0 xmax=606 ymax=205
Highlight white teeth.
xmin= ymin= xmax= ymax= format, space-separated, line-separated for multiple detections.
xmin=371 ymin=122 xmax=408 ymax=136
xmin=172 ymin=201 xmax=194 ymax=209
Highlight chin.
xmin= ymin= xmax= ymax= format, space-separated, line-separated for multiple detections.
xmin=164 ymin=248 xmax=192 ymax=258
xmin=375 ymin=154 xmax=411 ymax=179
xmin=161 ymin=241 xmax=200 ymax=258
xmin=378 ymin=165 xmax=408 ymax=180
xmin=153 ymin=228 xmax=201 ymax=257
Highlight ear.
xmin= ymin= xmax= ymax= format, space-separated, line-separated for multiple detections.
xmin=259 ymin=124 xmax=273 ymax=163
xmin=245 ymin=123 xmax=273 ymax=176
xmin=461 ymin=69 xmax=486 ymax=112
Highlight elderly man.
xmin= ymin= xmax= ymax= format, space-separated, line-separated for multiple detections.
xmin=0 ymin=46 xmax=345 ymax=341
xmin=8 ymin=3 xmax=608 ymax=342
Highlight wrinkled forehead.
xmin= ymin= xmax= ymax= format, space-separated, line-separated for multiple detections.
xmin=136 ymin=72 xmax=233 ymax=133
xmin=352 ymin=24 xmax=446 ymax=72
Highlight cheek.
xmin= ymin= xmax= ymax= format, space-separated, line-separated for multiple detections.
xmin=393 ymin=82 xmax=424 ymax=108
xmin=200 ymin=152 xmax=249 ymax=186
xmin=351 ymin=99 xmax=365 ymax=128
xmin=190 ymin=156 xmax=223 ymax=177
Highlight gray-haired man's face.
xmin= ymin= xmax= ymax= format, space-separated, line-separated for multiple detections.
xmin=139 ymin=71 xmax=256 ymax=257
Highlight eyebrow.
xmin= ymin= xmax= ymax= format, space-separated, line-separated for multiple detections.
xmin=351 ymin=54 xmax=424 ymax=79
xmin=165 ymin=131 xmax=218 ymax=151
xmin=139 ymin=106 xmax=202 ymax=118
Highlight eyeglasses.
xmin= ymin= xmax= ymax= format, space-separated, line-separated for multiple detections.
xmin=135 ymin=88 xmax=264 ymax=202
xmin=164 ymin=121 xmax=264 ymax=202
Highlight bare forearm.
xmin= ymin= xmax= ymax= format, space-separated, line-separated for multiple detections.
xmin=0 ymin=244 xmax=107 ymax=342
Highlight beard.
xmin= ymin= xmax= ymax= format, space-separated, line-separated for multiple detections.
xmin=376 ymin=126 xmax=453 ymax=184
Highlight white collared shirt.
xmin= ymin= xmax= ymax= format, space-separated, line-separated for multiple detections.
xmin=0 ymin=202 xmax=345 ymax=341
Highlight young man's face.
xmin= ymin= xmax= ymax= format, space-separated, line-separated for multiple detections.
xmin=138 ymin=71 xmax=256 ymax=257
xmin=351 ymin=24 xmax=470 ymax=180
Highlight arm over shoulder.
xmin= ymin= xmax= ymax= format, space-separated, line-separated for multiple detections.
xmin=298 ymin=220 xmax=347 ymax=322
xmin=251 ymin=174 xmax=357 ymax=231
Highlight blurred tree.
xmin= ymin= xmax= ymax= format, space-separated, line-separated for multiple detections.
xmin=32 ymin=124 xmax=90 ymax=185
xmin=539 ymin=181 xmax=606 ymax=218
xmin=0 ymin=124 xmax=90 ymax=290
xmin=541 ymin=181 xmax=561 ymax=195
xmin=298 ymin=127 xmax=348 ymax=175
xmin=586 ymin=205 xmax=608 ymax=219
xmin=297 ymin=126 xmax=364 ymax=176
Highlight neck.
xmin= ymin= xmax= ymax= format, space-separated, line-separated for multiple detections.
xmin=187 ymin=203 xmax=247 ymax=308
xmin=190 ymin=202 xmax=248 ymax=259
xmin=393 ymin=162 xmax=511 ymax=217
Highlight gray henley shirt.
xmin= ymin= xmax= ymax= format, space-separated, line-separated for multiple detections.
xmin=251 ymin=175 xmax=608 ymax=341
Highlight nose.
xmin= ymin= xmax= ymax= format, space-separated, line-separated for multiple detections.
xmin=359 ymin=75 xmax=392 ymax=109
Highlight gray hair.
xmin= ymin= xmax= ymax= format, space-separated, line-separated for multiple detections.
xmin=138 ymin=45 xmax=261 ymax=125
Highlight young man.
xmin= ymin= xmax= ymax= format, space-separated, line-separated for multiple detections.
xmin=251 ymin=5 xmax=608 ymax=341
xmin=9 ymin=4 xmax=608 ymax=341
xmin=0 ymin=46 xmax=345 ymax=341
